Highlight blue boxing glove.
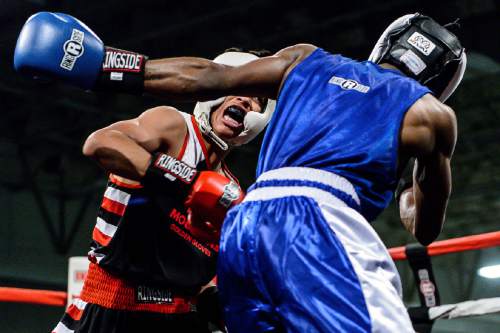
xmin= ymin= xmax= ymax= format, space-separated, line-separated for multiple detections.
xmin=14 ymin=12 xmax=147 ymax=93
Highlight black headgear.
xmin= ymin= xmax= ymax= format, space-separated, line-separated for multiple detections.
xmin=369 ymin=13 xmax=466 ymax=102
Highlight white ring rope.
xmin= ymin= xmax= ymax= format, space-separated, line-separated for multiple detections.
xmin=428 ymin=297 xmax=500 ymax=320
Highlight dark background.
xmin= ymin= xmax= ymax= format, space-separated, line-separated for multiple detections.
xmin=0 ymin=0 xmax=499 ymax=332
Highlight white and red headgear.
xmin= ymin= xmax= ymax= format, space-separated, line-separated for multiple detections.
xmin=193 ymin=52 xmax=276 ymax=150
xmin=369 ymin=13 xmax=466 ymax=102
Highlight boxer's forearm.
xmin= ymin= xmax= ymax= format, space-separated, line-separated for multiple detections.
xmin=413 ymin=105 xmax=456 ymax=245
xmin=412 ymin=159 xmax=451 ymax=245
xmin=413 ymin=185 xmax=449 ymax=245
xmin=143 ymin=50 xmax=299 ymax=100
xmin=144 ymin=57 xmax=233 ymax=101
xmin=83 ymin=130 xmax=152 ymax=180
xmin=399 ymin=169 xmax=448 ymax=246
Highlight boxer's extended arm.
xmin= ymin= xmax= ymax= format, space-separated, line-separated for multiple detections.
xmin=144 ymin=44 xmax=316 ymax=100
xmin=82 ymin=106 xmax=185 ymax=180
xmin=14 ymin=13 xmax=314 ymax=98
xmin=400 ymin=104 xmax=457 ymax=245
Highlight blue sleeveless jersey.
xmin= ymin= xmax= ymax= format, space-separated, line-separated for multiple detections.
xmin=257 ymin=48 xmax=431 ymax=221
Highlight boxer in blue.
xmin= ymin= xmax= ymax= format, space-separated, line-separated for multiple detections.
xmin=144 ymin=15 xmax=464 ymax=332
xmin=15 ymin=12 xmax=465 ymax=332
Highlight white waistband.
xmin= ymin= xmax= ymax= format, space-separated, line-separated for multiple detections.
xmin=251 ymin=167 xmax=360 ymax=205
xmin=244 ymin=185 xmax=350 ymax=207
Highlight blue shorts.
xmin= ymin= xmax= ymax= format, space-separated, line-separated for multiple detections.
xmin=217 ymin=167 xmax=414 ymax=333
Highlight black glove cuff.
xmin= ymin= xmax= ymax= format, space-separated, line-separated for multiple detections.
xmin=95 ymin=46 xmax=148 ymax=94
xmin=142 ymin=153 xmax=198 ymax=197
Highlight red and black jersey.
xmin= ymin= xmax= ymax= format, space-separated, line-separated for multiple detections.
xmin=88 ymin=112 xmax=238 ymax=296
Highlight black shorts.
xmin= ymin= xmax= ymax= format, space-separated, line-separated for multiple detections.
xmin=52 ymin=302 xmax=211 ymax=333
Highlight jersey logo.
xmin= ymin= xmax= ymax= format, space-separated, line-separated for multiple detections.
xmin=329 ymin=76 xmax=370 ymax=93
xmin=154 ymin=154 xmax=197 ymax=184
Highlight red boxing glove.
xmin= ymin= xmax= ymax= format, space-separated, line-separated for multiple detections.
xmin=184 ymin=171 xmax=244 ymax=241
xmin=186 ymin=210 xmax=222 ymax=242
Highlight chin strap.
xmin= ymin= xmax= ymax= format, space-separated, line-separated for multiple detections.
xmin=196 ymin=108 xmax=229 ymax=151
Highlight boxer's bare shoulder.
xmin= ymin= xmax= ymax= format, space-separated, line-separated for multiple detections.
xmin=400 ymin=93 xmax=457 ymax=159
xmin=136 ymin=105 xmax=187 ymax=145
xmin=275 ymin=44 xmax=317 ymax=66
xmin=274 ymin=44 xmax=318 ymax=88
xmin=84 ymin=105 xmax=186 ymax=156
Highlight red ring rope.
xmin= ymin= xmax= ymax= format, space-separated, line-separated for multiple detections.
xmin=0 ymin=287 xmax=66 ymax=306
xmin=389 ymin=230 xmax=500 ymax=261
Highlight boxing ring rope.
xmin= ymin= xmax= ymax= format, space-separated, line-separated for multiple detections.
xmin=429 ymin=297 xmax=500 ymax=320
xmin=3 ymin=287 xmax=498 ymax=317
xmin=389 ymin=230 xmax=500 ymax=261
xmin=0 ymin=287 xmax=66 ymax=306
xmin=1 ymin=230 xmax=499 ymax=329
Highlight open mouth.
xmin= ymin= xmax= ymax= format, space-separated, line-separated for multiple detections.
xmin=223 ymin=106 xmax=245 ymax=128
